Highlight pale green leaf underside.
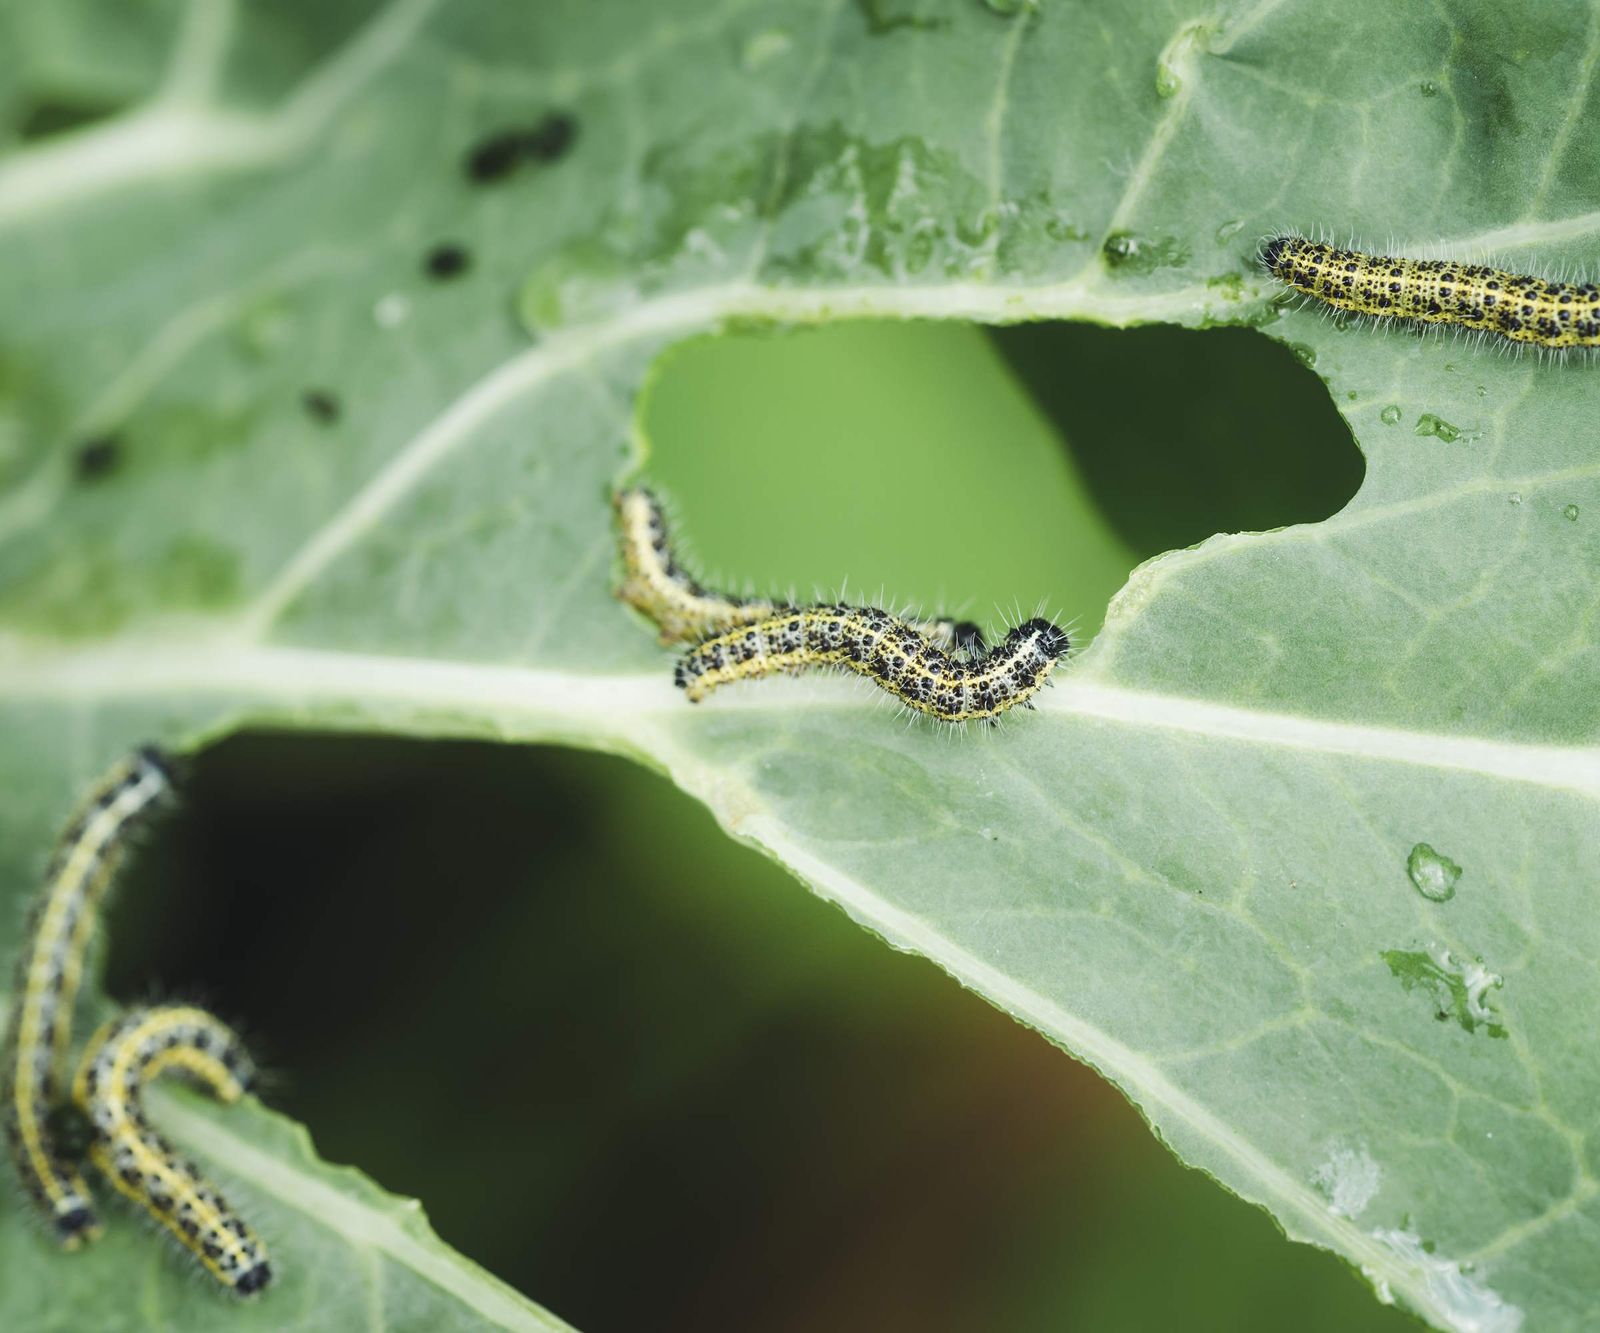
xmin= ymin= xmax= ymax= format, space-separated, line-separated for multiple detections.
xmin=4 ymin=1 xmax=1600 ymax=1329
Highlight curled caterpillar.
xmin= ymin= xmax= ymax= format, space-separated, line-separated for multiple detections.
xmin=1261 ymin=236 xmax=1600 ymax=349
xmin=2 ymin=747 xmax=174 ymax=1246
xmin=613 ymin=487 xmax=984 ymax=654
xmin=674 ymin=605 xmax=1070 ymax=722
xmin=73 ymin=1005 xmax=271 ymax=1296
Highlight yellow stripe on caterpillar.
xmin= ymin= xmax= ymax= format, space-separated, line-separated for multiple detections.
xmin=73 ymin=1005 xmax=271 ymax=1297
xmin=2 ymin=746 xmax=174 ymax=1247
xmin=613 ymin=487 xmax=985 ymax=654
xmin=674 ymin=605 xmax=1069 ymax=722
xmin=1261 ymin=236 xmax=1600 ymax=348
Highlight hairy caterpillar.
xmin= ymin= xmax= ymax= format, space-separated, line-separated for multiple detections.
xmin=1261 ymin=236 xmax=1600 ymax=349
xmin=613 ymin=487 xmax=984 ymax=654
xmin=2 ymin=747 xmax=174 ymax=1246
xmin=674 ymin=606 xmax=1070 ymax=722
xmin=73 ymin=1005 xmax=271 ymax=1296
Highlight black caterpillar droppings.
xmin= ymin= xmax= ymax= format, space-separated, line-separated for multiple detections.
xmin=424 ymin=243 xmax=471 ymax=280
xmin=300 ymin=389 xmax=341 ymax=424
xmin=74 ymin=436 xmax=121 ymax=481
xmin=464 ymin=113 xmax=578 ymax=183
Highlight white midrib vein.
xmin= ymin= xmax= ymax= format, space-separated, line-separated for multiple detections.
xmin=7 ymin=638 xmax=1599 ymax=798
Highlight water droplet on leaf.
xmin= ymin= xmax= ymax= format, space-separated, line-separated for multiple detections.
xmin=1103 ymin=232 xmax=1140 ymax=265
xmin=1406 ymin=843 xmax=1461 ymax=902
xmin=1380 ymin=404 xmax=1402 ymax=425
xmin=372 ymin=294 xmax=410 ymax=328
xmin=1564 ymin=503 xmax=1580 ymax=521
xmin=1414 ymin=413 xmax=1460 ymax=442
xmin=1101 ymin=230 xmax=1189 ymax=274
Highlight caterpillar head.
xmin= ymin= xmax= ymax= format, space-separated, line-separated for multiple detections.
xmin=1016 ymin=618 xmax=1071 ymax=660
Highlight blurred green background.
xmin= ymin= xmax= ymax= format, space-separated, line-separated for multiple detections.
xmin=106 ymin=319 xmax=1407 ymax=1332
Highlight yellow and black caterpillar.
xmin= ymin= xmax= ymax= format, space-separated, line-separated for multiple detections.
xmin=674 ymin=605 xmax=1069 ymax=723
xmin=2 ymin=751 xmax=272 ymax=1297
xmin=74 ymin=1005 xmax=271 ymax=1296
xmin=1262 ymin=236 xmax=1600 ymax=349
xmin=2 ymin=747 xmax=174 ymax=1246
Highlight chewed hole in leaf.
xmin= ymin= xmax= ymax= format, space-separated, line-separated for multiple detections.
xmin=990 ymin=323 xmax=1364 ymax=558
xmin=640 ymin=319 xmax=1362 ymax=643
xmin=104 ymin=732 xmax=1416 ymax=1331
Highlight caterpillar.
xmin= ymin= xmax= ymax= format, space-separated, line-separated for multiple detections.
xmin=1261 ymin=236 xmax=1600 ymax=349
xmin=2 ymin=747 xmax=175 ymax=1246
xmin=613 ymin=487 xmax=984 ymax=654
xmin=674 ymin=605 xmax=1070 ymax=723
xmin=73 ymin=1005 xmax=271 ymax=1296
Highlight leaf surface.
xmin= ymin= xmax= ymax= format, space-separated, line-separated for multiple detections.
xmin=3 ymin=1 xmax=1599 ymax=1328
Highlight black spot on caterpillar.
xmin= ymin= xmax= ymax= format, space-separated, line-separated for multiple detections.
xmin=613 ymin=487 xmax=984 ymax=654
xmin=674 ymin=605 xmax=1070 ymax=723
xmin=1261 ymin=236 xmax=1600 ymax=349
xmin=73 ymin=1005 xmax=271 ymax=1296
xmin=464 ymin=113 xmax=578 ymax=183
xmin=2 ymin=747 xmax=175 ymax=1246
